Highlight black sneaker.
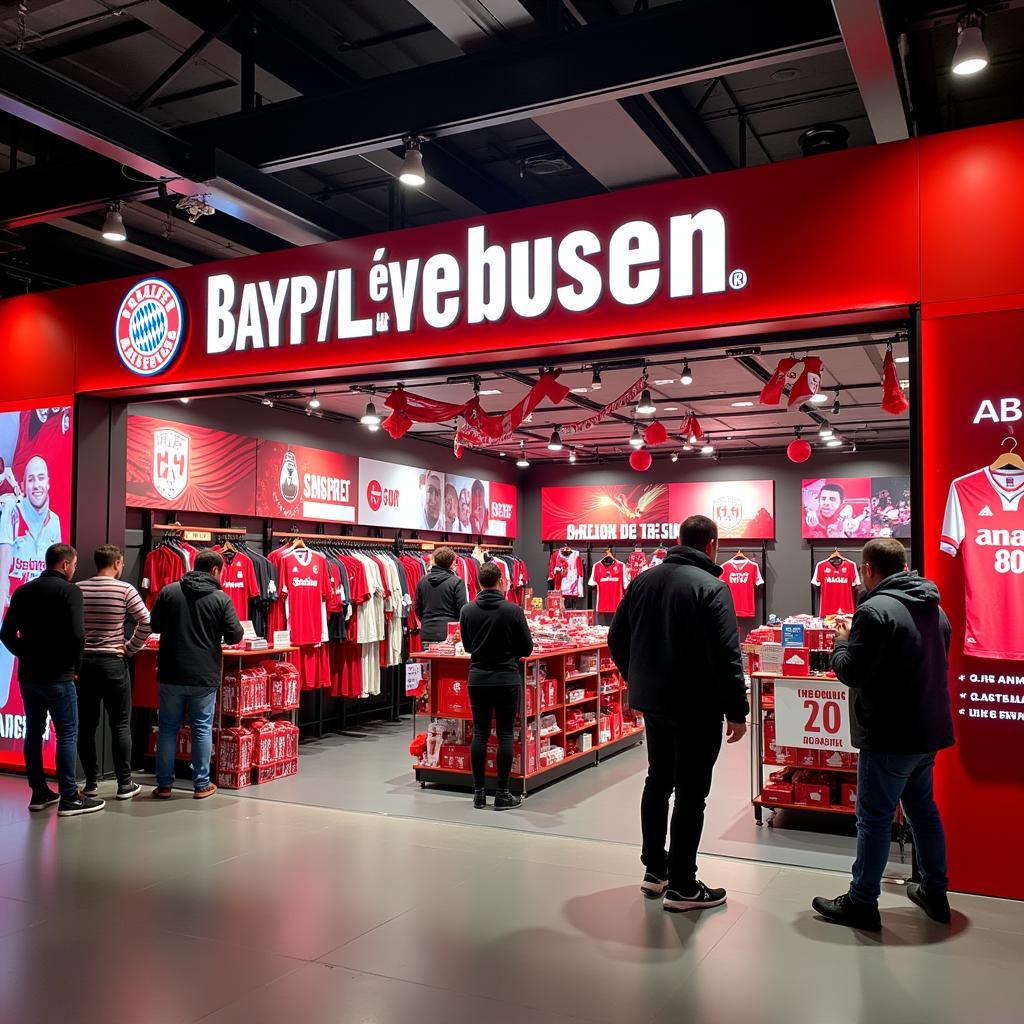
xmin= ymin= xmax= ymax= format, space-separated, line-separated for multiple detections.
xmin=811 ymin=892 xmax=881 ymax=931
xmin=907 ymin=882 xmax=951 ymax=924
xmin=57 ymin=792 xmax=106 ymax=817
xmin=663 ymin=881 xmax=728 ymax=912
xmin=473 ymin=789 xmax=487 ymax=809
xmin=640 ymin=873 xmax=669 ymax=899
xmin=28 ymin=788 xmax=60 ymax=812
xmin=116 ymin=781 xmax=143 ymax=800
xmin=494 ymin=789 xmax=522 ymax=810
xmin=81 ymin=782 xmax=99 ymax=798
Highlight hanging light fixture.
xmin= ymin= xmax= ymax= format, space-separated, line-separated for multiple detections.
xmin=671 ymin=451 xmax=679 ymax=463
xmin=629 ymin=424 xmax=644 ymax=448
xmin=818 ymin=420 xmax=833 ymax=439
xmin=399 ymin=137 xmax=426 ymax=186
xmin=809 ymin=392 xmax=829 ymax=405
xmin=952 ymin=11 xmax=989 ymax=76
xmin=516 ymin=440 xmax=530 ymax=468
xmin=360 ymin=399 xmax=381 ymax=425
xmin=701 ymin=435 xmax=714 ymax=455
xmin=680 ymin=360 xmax=693 ymax=386
xmin=591 ymin=368 xmax=602 ymax=391
xmin=568 ymin=448 xmax=577 ymax=463
xmin=826 ymin=436 xmax=843 ymax=448
xmin=831 ymin=391 xmax=841 ymax=417
xmin=102 ymin=202 xmax=127 ymax=242
xmin=547 ymin=427 xmax=563 ymax=451
xmin=636 ymin=388 xmax=656 ymax=416
xmin=307 ymin=392 xmax=321 ymax=410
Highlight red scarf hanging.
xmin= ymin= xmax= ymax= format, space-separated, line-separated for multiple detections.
xmin=881 ymin=348 xmax=909 ymax=415
xmin=788 ymin=356 xmax=823 ymax=409
xmin=759 ymin=356 xmax=800 ymax=406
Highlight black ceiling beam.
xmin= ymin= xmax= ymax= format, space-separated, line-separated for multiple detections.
xmin=31 ymin=19 xmax=151 ymax=63
xmin=0 ymin=45 xmax=361 ymax=244
xmin=182 ymin=0 xmax=844 ymax=171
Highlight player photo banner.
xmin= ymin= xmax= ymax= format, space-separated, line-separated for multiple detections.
xmin=541 ymin=480 xmax=774 ymax=542
xmin=256 ymin=441 xmax=358 ymax=524
xmin=126 ymin=415 xmax=257 ymax=515
xmin=801 ymin=476 xmax=911 ymax=540
xmin=0 ymin=404 xmax=74 ymax=772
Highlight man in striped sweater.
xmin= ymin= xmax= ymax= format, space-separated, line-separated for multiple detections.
xmin=77 ymin=544 xmax=151 ymax=799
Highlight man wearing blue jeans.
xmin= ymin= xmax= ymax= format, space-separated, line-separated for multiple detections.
xmin=812 ymin=537 xmax=955 ymax=930
xmin=150 ymin=548 xmax=243 ymax=799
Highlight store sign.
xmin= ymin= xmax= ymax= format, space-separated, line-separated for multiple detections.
xmin=540 ymin=480 xmax=774 ymax=541
xmin=115 ymin=278 xmax=185 ymax=376
xmin=802 ymin=476 xmax=911 ymax=540
xmin=774 ymin=678 xmax=855 ymax=754
xmin=0 ymin=404 xmax=74 ymax=774
xmin=256 ymin=441 xmax=357 ymax=523
xmin=126 ymin=415 xmax=257 ymax=515
xmin=204 ymin=210 xmax=739 ymax=355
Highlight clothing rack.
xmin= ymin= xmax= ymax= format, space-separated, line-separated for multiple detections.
xmin=152 ymin=523 xmax=248 ymax=535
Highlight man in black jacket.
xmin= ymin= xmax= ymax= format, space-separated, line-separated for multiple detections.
xmin=459 ymin=561 xmax=534 ymax=810
xmin=609 ymin=515 xmax=748 ymax=912
xmin=813 ymin=538 xmax=955 ymax=931
xmin=0 ymin=543 xmax=104 ymax=816
xmin=150 ymin=549 xmax=244 ymax=800
xmin=415 ymin=547 xmax=467 ymax=644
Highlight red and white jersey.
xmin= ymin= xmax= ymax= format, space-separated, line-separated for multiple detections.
xmin=548 ymin=549 xmax=584 ymax=598
xmin=721 ymin=556 xmax=764 ymax=618
xmin=628 ymin=549 xmax=649 ymax=578
xmin=942 ymin=466 xmax=1024 ymax=660
xmin=220 ymin=552 xmax=260 ymax=624
xmin=141 ymin=545 xmax=190 ymax=607
xmin=589 ymin=559 xmax=629 ymax=614
xmin=812 ymin=557 xmax=860 ymax=617
xmin=280 ymin=548 xmax=332 ymax=645
xmin=650 ymin=548 xmax=668 ymax=568
xmin=0 ymin=500 xmax=62 ymax=587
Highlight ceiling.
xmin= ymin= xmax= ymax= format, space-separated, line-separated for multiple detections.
xmin=199 ymin=327 xmax=912 ymax=463
xmin=0 ymin=1 xmax=1020 ymax=293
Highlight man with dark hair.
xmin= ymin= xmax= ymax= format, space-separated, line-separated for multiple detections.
xmin=460 ymin=559 xmax=533 ymax=810
xmin=609 ymin=514 xmax=748 ymax=912
xmin=150 ymin=547 xmax=244 ymax=800
xmin=0 ymin=543 xmax=104 ymax=815
xmin=77 ymin=543 xmax=151 ymax=800
xmin=813 ymin=538 xmax=955 ymax=930
xmin=470 ymin=479 xmax=487 ymax=535
xmin=415 ymin=546 xmax=467 ymax=645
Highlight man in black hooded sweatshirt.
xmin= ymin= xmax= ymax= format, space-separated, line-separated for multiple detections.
xmin=609 ymin=515 xmax=749 ymax=913
xmin=415 ymin=547 xmax=467 ymax=645
xmin=813 ymin=537 xmax=955 ymax=931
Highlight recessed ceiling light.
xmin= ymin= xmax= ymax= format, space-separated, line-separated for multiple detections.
xmin=731 ymin=400 xmax=754 ymax=408
xmin=809 ymin=393 xmax=829 ymax=404
xmin=894 ymin=356 xmax=910 ymax=364
xmin=664 ymin=406 xmax=679 ymax=412
xmin=478 ymin=388 xmax=502 ymax=396
xmin=653 ymin=378 xmax=675 ymax=386
xmin=571 ymin=387 xmax=589 ymax=394
xmin=771 ymin=67 xmax=801 ymax=82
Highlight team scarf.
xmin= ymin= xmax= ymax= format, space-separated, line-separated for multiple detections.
xmin=759 ymin=355 xmax=824 ymax=408
xmin=880 ymin=347 xmax=909 ymax=415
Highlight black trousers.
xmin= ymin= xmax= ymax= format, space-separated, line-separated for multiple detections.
xmin=640 ymin=710 xmax=723 ymax=892
xmin=77 ymin=654 xmax=133 ymax=786
xmin=469 ymin=684 xmax=520 ymax=790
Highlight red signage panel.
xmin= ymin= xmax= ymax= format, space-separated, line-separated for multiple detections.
xmin=256 ymin=440 xmax=358 ymax=523
xmin=126 ymin=415 xmax=257 ymax=515
xmin=541 ymin=480 xmax=773 ymax=542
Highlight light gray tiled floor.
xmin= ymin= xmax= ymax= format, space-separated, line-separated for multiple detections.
xmin=0 ymin=773 xmax=1021 ymax=1024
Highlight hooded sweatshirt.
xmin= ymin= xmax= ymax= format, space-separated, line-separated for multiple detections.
xmin=831 ymin=571 xmax=955 ymax=753
xmin=459 ymin=588 xmax=534 ymax=687
xmin=414 ymin=566 xmax=467 ymax=644
xmin=150 ymin=570 xmax=244 ymax=689
xmin=608 ymin=545 xmax=749 ymax=725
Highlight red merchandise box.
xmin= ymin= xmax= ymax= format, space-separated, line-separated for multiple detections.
xmin=841 ymin=783 xmax=858 ymax=807
xmin=794 ymin=781 xmax=832 ymax=807
xmin=216 ymin=768 xmax=251 ymax=790
xmin=439 ymin=743 xmax=471 ymax=771
xmin=437 ymin=676 xmax=471 ymax=717
xmin=796 ymin=747 xmax=821 ymax=768
xmin=782 ymin=647 xmax=810 ymax=677
xmin=820 ymin=749 xmax=857 ymax=770
xmin=761 ymin=783 xmax=794 ymax=805
xmin=250 ymin=719 xmax=277 ymax=767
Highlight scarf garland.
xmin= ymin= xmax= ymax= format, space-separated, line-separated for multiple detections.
xmin=759 ymin=355 xmax=824 ymax=409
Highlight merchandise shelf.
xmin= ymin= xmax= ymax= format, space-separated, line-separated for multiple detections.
xmin=565 ymin=722 xmax=598 ymax=736
xmin=566 ymin=671 xmax=599 ymax=682
xmin=752 ymin=796 xmax=855 ymax=816
xmin=566 ymin=695 xmax=600 ymax=707
xmin=762 ymin=759 xmax=857 ymax=775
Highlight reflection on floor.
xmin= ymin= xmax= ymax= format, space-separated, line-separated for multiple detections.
xmin=0 ymin=773 xmax=1019 ymax=1024
xmin=241 ymin=718 xmax=897 ymax=875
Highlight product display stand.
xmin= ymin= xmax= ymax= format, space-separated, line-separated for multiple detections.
xmin=412 ymin=643 xmax=644 ymax=796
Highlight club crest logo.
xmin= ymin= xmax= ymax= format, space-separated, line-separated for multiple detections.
xmin=279 ymin=449 xmax=300 ymax=504
xmin=115 ymin=278 xmax=185 ymax=376
xmin=366 ymin=480 xmax=383 ymax=512
xmin=153 ymin=428 xmax=189 ymax=501
xmin=713 ymin=496 xmax=742 ymax=531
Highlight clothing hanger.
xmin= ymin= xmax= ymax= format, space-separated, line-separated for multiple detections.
xmin=991 ymin=435 xmax=1024 ymax=471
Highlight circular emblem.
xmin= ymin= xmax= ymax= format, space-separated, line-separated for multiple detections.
xmin=115 ymin=278 xmax=185 ymax=376
xmin=366 ymin=480 xmax=383 ymax=512
xmin=279 ymin=450 xmax=300 ymax=504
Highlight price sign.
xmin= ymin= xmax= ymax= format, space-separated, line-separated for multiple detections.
xmin=405 ymin=662 xmax=425 ymax=696
xmin=774 ymin=678 xmax=855 ymax=754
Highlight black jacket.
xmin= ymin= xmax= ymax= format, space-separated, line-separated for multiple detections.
xmin=0 ymin=570 xmax=84 ymax=685
xmin=150 ymin=571 xmax=244 ymax=689
xmin=608 ymin=546 xmax=749 ymax=725
xmin=415 ymin=566 xmax=467 ymax=644
xmin=459 ymin=588 xmax=534 ymax=687
xmin=831 ymin=571 xmax=955 ymax=754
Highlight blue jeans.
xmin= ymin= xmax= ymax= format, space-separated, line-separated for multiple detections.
xmin=21 ymin=680 xmax=78 ymax=799
xmin=851 ymin=751 xmax=948 ymax=906
xmin=156 ymin=685 xmax=218 ymax=791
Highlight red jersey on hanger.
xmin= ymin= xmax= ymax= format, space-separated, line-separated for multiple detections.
xmin=589 ymin=559 xmax=628 ymax=614
xmin=812 ymin=557 xmax=860 ymax=617
xmin=721 ymin=556 xmax=764 ymax=618
xmin=219 ymin=551 xmax=260 ymax=623
xmin=280 ymin=548 xmax=332 ymax=645
xmin=628 ymin=549 xmax=649 ymax=578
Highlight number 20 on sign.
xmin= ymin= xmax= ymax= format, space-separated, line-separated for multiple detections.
xmin=774 ymin=679 xmax=855 ymax=754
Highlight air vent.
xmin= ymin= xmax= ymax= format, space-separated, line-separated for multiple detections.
xmin=523 ymin=154 xmax=573 ymax=176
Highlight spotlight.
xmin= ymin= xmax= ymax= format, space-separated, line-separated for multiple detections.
xmin=671 ymin=451 xmax=679 ymax=463
xmin=894 ymin=355 xmax=910 ymax=364
xmin=179 ymin=397 xmax=190 ymax=404
xmin=307 ymin=392 xmax=321 ymax=410
xmin=516 ymin=441 xmax=530 ymax=468
xmin=261 ymin=397 xmax=274 ymax=408
xmin=826 ymin=437 xmax=842 ymax=448
xmin=809 ymin=393 xmax=829 ymax=404
xmin=360 ymin=400 xmax=381 ymax=426
xmin=547 ymin=428 xmax=563 ymax=452
xmin=636 ymin=389 xmax=656 ymax=416
xmin=591 ymin=368 xmax=602 ymax=391
xmin=818 ymin=421 xmax=833 ymax=439
xmin=831 ymin=391 xmax=841 ymax=417
xmin=399 ymin=138 xmax=426 ymax=186
xmin=102 ymin=203 xmax=127 ymax=242
xmin=365 ymin=418 xmax=377 ymax=430
xmin=568 ymin=449 xmax=577 ymax=463
xmin=701 ymin=439 xmax=714 ymax=455
xmin=952 ymin=12 xmax=988 ymax=77
xmin=629 ymin=424 xmax=644 ymax=448
xmin=682 ymin=443 xmax=693 ymax=452
xmin=680 ymin=360 xmax=693 ymax=386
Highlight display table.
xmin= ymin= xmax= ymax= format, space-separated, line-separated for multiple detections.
xmin=412 ymin=643 xmax=644 ymax=796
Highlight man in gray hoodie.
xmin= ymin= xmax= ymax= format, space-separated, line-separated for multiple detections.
xmin=812 ymin=538 xmax=955 ymax=930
